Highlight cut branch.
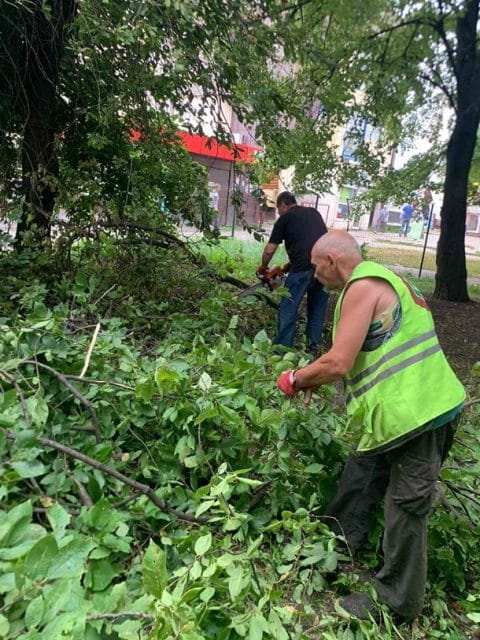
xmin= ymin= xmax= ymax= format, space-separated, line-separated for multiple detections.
xmin=5 ymin=431 xmax=207 ymax=524
xmin=87 ymin=612 xmax=154 ymax=623
xmin=20 ymin=360 xmax=101 ymax=443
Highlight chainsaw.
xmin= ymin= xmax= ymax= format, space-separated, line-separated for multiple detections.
xmin=239 ymin=264 xmax=289 ymax=298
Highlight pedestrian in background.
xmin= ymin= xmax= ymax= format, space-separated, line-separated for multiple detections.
xmin=400 ymin=202 xmax=414 ymax=237
xmin=375 ymin=205 xmax=389 ymax=231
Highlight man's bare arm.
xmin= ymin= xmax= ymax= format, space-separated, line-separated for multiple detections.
xmin=260 ymin=243 xmax=278 ymax=269
xmin=294 ymin=280 xmax=381 ymax=388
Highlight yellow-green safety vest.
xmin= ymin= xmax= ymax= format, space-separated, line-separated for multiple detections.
xmin=333 ymin=261 xmax=465 ymax=454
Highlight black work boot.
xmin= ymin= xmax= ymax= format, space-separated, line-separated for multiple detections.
xmin=336 ymin=592 xmax=380 ymax=622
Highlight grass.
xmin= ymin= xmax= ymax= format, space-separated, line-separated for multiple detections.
xmin=366 ymin=245 xmax=480 ymax=278
xmin=197 ymin=236 xmax=287 ymax=282
xmin=197 ymin=236 xmax=480 ymax=300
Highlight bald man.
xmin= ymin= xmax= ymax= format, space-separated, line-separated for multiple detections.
xmin=277 ymin=231 xmax=465 ymax=620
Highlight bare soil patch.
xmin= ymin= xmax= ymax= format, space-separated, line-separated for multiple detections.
xmin=426 ymin=295 xmax=480 ymax=381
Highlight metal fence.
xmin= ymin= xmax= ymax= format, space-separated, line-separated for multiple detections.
xmin=233 ymin=205 xmax=480 ymax=286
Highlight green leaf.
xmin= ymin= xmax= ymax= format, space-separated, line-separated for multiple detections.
xmin=195 ymin=500 xmax=216 ymax=518
xmin=25 ymin=534 xmax=58 ymax=580
xmin=48 ymin=536 xmax=96 ymax=579
xmin=184 ymin=455 xmax=199 ymax=468
xmin=198 ymin=371 xmax=212 ymax=391
xmin=246 ymin=535 xmax=263 ymax=558
xmin=190 ymin=559 xmax=202 ymax=580
xmin=11 ymin=459 xmax=46 ymax=478
xmin=194 ymin=533 xmax=212 ymax=556
xmin=135 ymin=379 xmax=156 ymax=401
xmin=26 ymin=394 xmax=49 ymax=427
xmin=228 ymin=565 xmax=243 ymax=599
xmin=229 ymin=315 xmax=239 ymax=329
xmin=467 ymin=612 xmax=480 ymax=623
xmin=0 ymin=614 xmax=9 ymax=637
xmin=304 ymin=463 xmax=324 ymax=473
xmin=25 ymin=595 xmax=45 ymax=630
xmin=200 ymin=586 xmax=215 ymax=602
xmin=0 ymin=414 xmax=15 ymax=427
xmin=0 ymin=499 xmax=32 ymax=546
xmin=86 ymin=497 xmax=119 ymax=532
xmin=249 ymin=612 xmax=269 ymax=640
xmin=47 ymin=503 xmax=70 ymax=534
xmin=0 ymin=430 xmax=6 ymax=455
xmin=0 ymin=573 xmax=15 ymax=594
xmin=155 ymin=367 xmax=180 ymax=386
xmin=142 ymin=540 xmax=168 ymax=599
xmin=90 ymin=559 xmax=117 ymax=591
xmin=268 ymin=611 xmax=289 ymax=640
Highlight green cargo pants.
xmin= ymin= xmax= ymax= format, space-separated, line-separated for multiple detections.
xmin=325 ymin=422 xmax=456 ymax=618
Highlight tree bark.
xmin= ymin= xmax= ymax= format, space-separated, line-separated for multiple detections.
xmin=16 ymin=0 xmax=75 ymax=242
xmin=434 ymin=0 xmax=480 ymax=301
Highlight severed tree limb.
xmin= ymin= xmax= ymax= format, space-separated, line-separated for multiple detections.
xmin=435 ymin=483 xmax=474 ymax=528
xmin=62 ymin=219 xmax=279 ymax=309
xmin=5 ymin=431 xmax=206 ymax=524
xmin=87 ymin=612 xmax=154 ymax=623
xmin=464 ymin=398 xmax=480 ymax=409
xmin=247 ymin=480 xmax=273 ymax=511
xmin=441 ymin=480 xmax=476 ymax=525
xmin=64 ymin=458 xmax=94 ymax=508
xmin=63 ymin=375 xmax=134 ymax=391
xmin=20 ymin=360 xmax=102 ymax=443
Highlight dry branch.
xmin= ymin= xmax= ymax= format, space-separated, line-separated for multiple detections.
xmin=79 ymin=322 xmax=101 ymax=378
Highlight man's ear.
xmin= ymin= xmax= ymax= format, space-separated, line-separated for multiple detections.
xmin=326 ymin=253 xmax=335 ymax=268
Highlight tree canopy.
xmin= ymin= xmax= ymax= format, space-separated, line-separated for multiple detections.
xmin=1 ymin=0 xmax=479 ymax=300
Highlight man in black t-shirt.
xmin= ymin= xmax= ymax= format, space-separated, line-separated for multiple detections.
xmin=257 ymin=191 xmax=329 ymax=354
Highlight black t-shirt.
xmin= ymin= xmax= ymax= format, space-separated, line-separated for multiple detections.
xmin=268 ymin=205 xmax=328 ymax=272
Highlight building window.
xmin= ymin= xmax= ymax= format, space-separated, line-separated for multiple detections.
xmin=342 ymin=119 xmax=381 ymax=161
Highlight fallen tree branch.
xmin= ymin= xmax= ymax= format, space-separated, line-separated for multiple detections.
xmin=63 ymin=375 xmax=134 ymax=391
xmin=464 ymin=398 xmax=480 ymax=409
xmin=20 ymin=360 xmax=102 ymax=443
xmin=87 ymin=611 xmax=154 ymax=623
xmin=435 ymin=483 xmax=474 ymax=528
xmin=442 ymin=480 xmax=476 ymax=525
xmin=247 ymin=480 xmax=273 ymax=511
xmin=5 ymin=431 xmax=206 ymax=524
xmin=60 ymin=219 xmax=280 ymax=310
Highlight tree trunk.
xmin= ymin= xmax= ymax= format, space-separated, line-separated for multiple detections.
xmin=15 ymin=0 xmax=75 ymax=243
xmin=434 ymin=0 xmax=480 ymax=301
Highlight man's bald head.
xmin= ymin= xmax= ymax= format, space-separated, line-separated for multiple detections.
xmin=311 ymin=231 xmax=362 ymax=289
xmin=312 ymin=230 xmax=361 ymax=262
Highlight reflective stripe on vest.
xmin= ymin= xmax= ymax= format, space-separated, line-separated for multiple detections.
xmin=346 ymin=328 xmax=437 ymax=387
xmin=345 ymin=341 xmax=441 ymax=404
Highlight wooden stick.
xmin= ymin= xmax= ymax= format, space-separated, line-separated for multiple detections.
xmin=80 ymin=322 xmax=101 ymax=378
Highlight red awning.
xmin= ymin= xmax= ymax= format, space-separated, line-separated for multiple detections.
xmin=129 ymin=128 xmax=261 ymax=163
xmin=177 ymin=132 xmax=261 ymax=163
